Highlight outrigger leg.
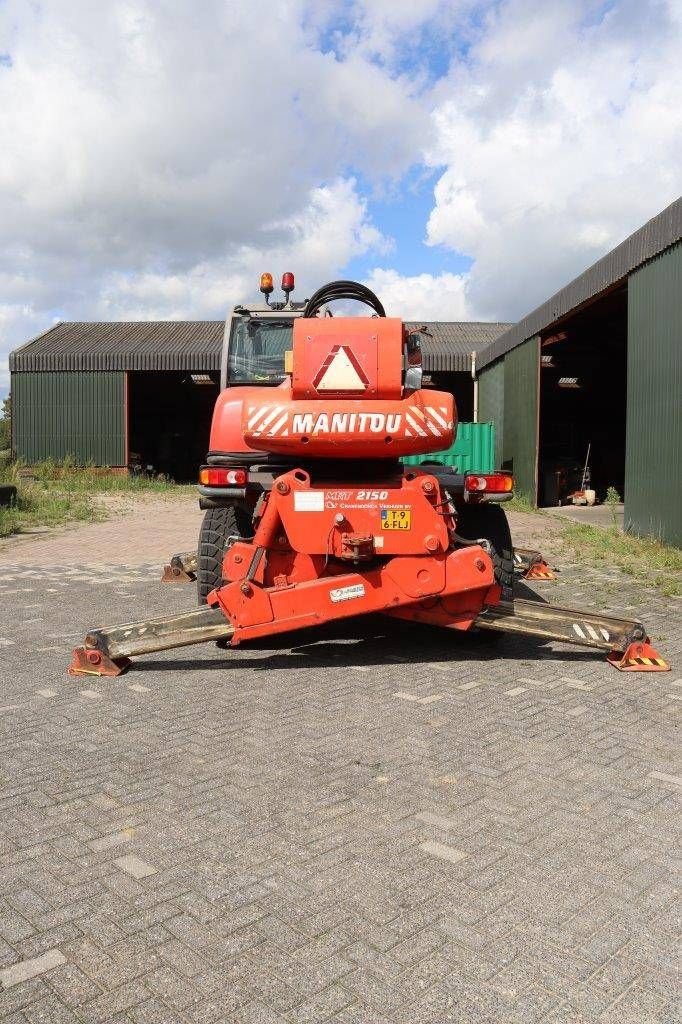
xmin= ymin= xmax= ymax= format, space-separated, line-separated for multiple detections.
xmin=68 ymin=606 xmax=233 ymax=676
xmin=68 ymin=595 xmax=669 ymax=677
xmin=473 ymin=598 xmax=668 ymax=671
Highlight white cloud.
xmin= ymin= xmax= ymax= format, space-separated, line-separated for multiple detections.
xmin=424 ymin=0 xmax=682 ymax=318
xmin=0 ymin=0 xmax=426 ymax=391
xmin=97 ymin=179 xmax=387 ymax=320
xmin=363 ymin=267 xmax=469 ymax=321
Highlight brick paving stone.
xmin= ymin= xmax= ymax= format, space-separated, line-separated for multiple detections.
xmin=44 ymin=964 xmax=102 ymax=1008
xmin=0 ymin=503 xmax=679 ymax=1022
xmin=419 ymin=840 xmax=469 ymax=865
xmin=87 ymin=831 xmax=134 ymax=854
xmin=79 ymin=980 xmax=151 ymax=1023
xmin=285 ymin=983 xmax=352 ymax=1023
xmin=0 ymin=951 xmax=66 ymax=990
xmin=113 ymin=856 xmax=157 ymax=880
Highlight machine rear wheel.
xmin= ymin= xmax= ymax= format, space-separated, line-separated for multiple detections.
xmin=197 ymin=503 xmax=253 ymax=605
xmin=455 ymin=503 xmax=514 ymax=603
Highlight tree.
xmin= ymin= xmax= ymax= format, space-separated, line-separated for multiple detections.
xmin=0 ymin=394 xmax=11 ymax=452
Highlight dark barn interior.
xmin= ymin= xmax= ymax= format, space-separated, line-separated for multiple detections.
xmin=128 ymin=371 xmax=219 ymax=481
xmin=538 ymin=285 xmax=627 ymax=505
xmin=428 ymin=371 xmax=474 ymax=421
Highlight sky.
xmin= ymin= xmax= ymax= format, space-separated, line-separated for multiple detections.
xmin=0 ymin=0 xmax=681 ymax=398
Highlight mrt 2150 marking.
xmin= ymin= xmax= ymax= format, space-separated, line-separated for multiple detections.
xmin=322 ymin=490 xmax=409 ymax=512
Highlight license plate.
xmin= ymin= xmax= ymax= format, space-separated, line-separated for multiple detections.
xmin=381 ymin=508 xmax=411 ymax=530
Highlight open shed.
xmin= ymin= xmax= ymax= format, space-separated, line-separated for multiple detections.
xmin=477 ymin=198 xmax=682 ymax=545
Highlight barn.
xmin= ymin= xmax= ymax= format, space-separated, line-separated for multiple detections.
xmin=477 ymin=198 xmax=681 ymax=545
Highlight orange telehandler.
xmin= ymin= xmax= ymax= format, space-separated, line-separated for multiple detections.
xmin=69 ymin=278 xmax=668 ymax=676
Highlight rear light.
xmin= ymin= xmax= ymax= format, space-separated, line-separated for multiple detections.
xmin=464 ymin=473 xmax=514 ymax=494
xmin=199 ymin=467 xmax=248 ymax=487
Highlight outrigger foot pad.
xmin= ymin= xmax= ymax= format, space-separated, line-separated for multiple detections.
xmin=523 ymin=558 xmax=556 ymax=581
xmin=161 ymin=551 xmax=197 ymax=583
xmin=513 ymin=548 xmax=556 ymax=580
xmin=161 ymin=564 xmax=194 ymax=583
xmin=68 ymin=647 xmax=131 ymax=677
xmin=607 ymin=640 xmax=670 ymax=672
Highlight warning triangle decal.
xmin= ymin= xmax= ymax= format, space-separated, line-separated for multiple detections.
xmin=312 ymin=345 xmax=369 ymax=392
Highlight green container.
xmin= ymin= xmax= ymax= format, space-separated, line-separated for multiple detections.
xmin=402 ymin=421 xmax=495 ymax=473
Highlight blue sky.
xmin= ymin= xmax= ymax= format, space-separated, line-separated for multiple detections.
xmin=0 ymin=0 xmax=680 ymax=400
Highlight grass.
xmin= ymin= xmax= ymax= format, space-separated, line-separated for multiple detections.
xmin=0 ymin=457 xmax=192 ymax=539
xmin=504 ymin=489 xmax=681 ymax=596
xmin=560 ymin=523 xmax=682 ymax=597
xmin=507 ymin=493 xmax=542 ymax=515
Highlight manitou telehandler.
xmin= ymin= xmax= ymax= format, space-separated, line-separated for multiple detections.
xmin=70 ymin=278 xmax=668 ymax=676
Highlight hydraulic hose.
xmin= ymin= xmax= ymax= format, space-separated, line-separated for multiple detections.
xmin=303 ymin=280 xmax=386 ymax=318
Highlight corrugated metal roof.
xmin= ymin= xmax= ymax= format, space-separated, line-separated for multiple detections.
xmin=413 ymin=321 xmax=511 ymax=371
xmin=479 ymin=197 xmax=682 ymax=370
xmin=10 ymin=319 xmax=510 ymax=374
xmin=9 ymin=321 xmax=224 ymax=373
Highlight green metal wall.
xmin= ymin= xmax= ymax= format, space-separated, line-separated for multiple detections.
xmin=478 ymin=360 xmax=505 ymax=468
xmin=12 ymin=371 xmax=125 ymax=465
xmin=502 ymin=336 xmax=540 ymax=500
xmin=403 ymin=421 xmax=495 ymax=472
xmin=625 ymin=243 xmax=682 ymax=546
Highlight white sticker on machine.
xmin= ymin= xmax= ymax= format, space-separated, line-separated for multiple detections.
xmin=330 ymin=583 xmax=366 ymax=604
xmin=293 ymin=491 xmax=325 ymax=512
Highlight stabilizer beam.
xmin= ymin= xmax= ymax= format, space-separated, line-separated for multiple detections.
xmin=474 ymin=597 xmax=660 ymax=656
xmin=69 ymin=605 xmax=233 ymax=675
xmin=68 ymin=590 xmax=669 ymax=678
xmin=161 ymin=546 xmax=553 ymax=584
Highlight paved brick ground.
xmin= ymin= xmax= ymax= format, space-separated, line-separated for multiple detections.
xmin=0 ymin=506 xmax=680 ymax=1023
xmin=0 ymin=495 xmax=204 ymax=567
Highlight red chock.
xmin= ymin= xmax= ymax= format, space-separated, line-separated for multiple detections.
xmin=68 ymin=647 xmax=130 ymax=677
xmin=607 ymin=640 xmax=670 ymax=672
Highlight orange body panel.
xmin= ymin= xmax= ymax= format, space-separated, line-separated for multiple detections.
xmin=209 ymin=315 xmax=455 ymax=459
xmin=292 ymin=317 xmax=403 ymax=399
xmin=236 ymin=468 xmax=449 ymax=558
xmin=241 ymin=383 xmax=455 ymax=458
xmin=209 ymin=384 xmax=273 ymax=454
xmin=208 ymin=469 xmax=498 ymax=646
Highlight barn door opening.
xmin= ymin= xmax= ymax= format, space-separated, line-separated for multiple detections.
xmin=538 ymin=286 xmax=627 ymax=506
xmin=127 ymin=371 xmax=219 ymax=482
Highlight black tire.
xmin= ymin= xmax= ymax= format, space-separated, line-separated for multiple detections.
xmin=197 ymin=503 xmax=253 ymax=604
xmin=454 ymin=503 xmax=514 ymax=603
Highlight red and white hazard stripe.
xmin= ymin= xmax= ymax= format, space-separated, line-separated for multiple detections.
xmin=404 ymin=405 xmax=451 ymax=439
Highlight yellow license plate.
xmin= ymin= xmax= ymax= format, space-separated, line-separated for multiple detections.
xmin=381 ymin=509 xmax=411 ymax=530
